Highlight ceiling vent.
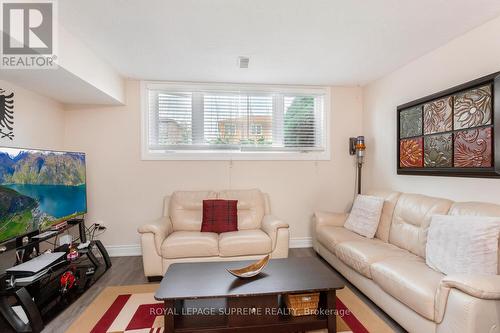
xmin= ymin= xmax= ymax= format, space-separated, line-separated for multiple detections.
xmin=238 ymin=56 xmax=250 ymax=69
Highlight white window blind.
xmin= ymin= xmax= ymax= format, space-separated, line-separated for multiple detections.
xmin=149 ymin=92 xmax=193 ymax=147
xmin=143 ymin=82 xmax=329 ymax=160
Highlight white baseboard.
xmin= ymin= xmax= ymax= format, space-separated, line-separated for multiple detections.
xmin=289 ymin=237 xmax=312 ymax=248
xmin=106 ymin=237 xmax=312 ymax=257
xmin=106 ymin=244 xmax=142 ymax=257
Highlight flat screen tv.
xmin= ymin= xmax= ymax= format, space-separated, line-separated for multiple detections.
xmin=0 ymin=147 xmax=86 ymax=244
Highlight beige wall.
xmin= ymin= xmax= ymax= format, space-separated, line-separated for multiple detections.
xmin=0 ymin=80 xmax=65 ymax=149
xmin=64 ymin=80 xmax=363 ymax=247
xmin=363 ymin=15 xmax=500 ymax=202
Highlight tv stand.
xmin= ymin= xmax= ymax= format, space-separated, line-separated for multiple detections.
xmin=0 ymin=219 xmax=111 ymax=333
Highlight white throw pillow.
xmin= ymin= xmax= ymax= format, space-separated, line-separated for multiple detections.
xmin=426 ymin=215 xmax=500 ymax=275
xmin=344 ymin=195 xmax=384 ymax=238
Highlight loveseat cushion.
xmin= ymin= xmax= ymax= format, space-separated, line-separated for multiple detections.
xmin=170 ymin=191 xmax=218 ymax=231
xmin=218 ymin=189 xmax=265 ymax=230
xmin=316 ymin=226 xmax=364 ymax=252
xmin=219 ymin=230 xmax=271 ymax=257
xmin=371 ymin=256 xmax=444 ymax=321
xmin=334 ymin=239 xmax=411 ymax=278
xmin=161 ymin=231 xmax=219 ymax=259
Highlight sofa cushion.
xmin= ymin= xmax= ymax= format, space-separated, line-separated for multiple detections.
xmin=161 ymin=231 xmax=219 ymax=259
xmin=201 ymin=199 xmax=238 ymax=233
xmin=219 ymin=230 xmax=272 ymax=257
xmin=316 ymin=226 xmax=364 ymax=252
xmin=449 ymin=201 xmax=500 ymax=217
xmin=366 ymin=190 xmax=401 ymax=242
xmin=371 ymin=256 xmax=444 ymax=321
xmin=334 ymin=239 xmax=411 ymax=278
xmin=218 ymin=189 xmax=264 ymax=230
xmin=389 ymin=193 xmax=452 ymax=258
xmin=170 ymin=191 xmax=218 ymax=231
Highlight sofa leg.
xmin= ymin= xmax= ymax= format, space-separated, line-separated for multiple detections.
xmin=147 ymin=276 xmax=162 ymax=282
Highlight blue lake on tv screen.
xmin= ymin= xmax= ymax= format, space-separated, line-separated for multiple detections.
xmin=4 ymin=184 xmax=86 ymax=218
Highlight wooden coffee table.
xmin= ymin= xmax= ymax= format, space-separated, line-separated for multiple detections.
xmin=155 ymin=257 xmax=344 ymax=332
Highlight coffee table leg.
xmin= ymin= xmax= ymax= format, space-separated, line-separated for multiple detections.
xmin=326 ymin=290 xmax=336 ymax=333
xmin=164 ymin=300 xmax=174 ymax=333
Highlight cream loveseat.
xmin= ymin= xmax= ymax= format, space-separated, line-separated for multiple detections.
xmin=138 ymin=189 xmax=289 ymax=278
xmin=313 ymin=191 xmax=500 ymax=333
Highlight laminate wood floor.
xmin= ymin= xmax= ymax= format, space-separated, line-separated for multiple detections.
xmin=1 ymin=248 xmax=406 ymax=333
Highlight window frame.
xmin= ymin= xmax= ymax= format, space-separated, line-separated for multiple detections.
xmin=141 ymin=81 xmax=331 ymax=161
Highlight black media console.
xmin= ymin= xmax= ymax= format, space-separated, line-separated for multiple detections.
xmin=0 ymin=219 xmax=111 ymax=333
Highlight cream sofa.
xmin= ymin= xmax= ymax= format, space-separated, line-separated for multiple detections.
xmin=138 ymin=189 xmax=289 ymax=278
xmin=313 ymin=191 xmax=500 ymax=333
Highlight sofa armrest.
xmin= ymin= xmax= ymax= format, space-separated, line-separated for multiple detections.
xmin=313 ymin=211 xmax=348 ymax=227
xmin=435 ymin=274 xmax=500 ymax=323
xmin=261 ymin=215 xmax=289 ymax=250
xmin=137 ymin=217 xmax=173 ymax=255
xmin=441 ymin=274 xmax=500 ymax=300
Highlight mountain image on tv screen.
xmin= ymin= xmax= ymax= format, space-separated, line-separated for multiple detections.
xmin=0 ymin=147 xmax=86 ymax=244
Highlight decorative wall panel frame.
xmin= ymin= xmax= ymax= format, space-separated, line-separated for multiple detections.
xmin=397 ymin=72 xmax=500 ymax=178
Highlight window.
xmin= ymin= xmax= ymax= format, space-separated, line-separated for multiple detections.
xmin=250 ymin=123 xmax=263 ymax=136
xmin=142 ymin=82 xmax=330 ymax=160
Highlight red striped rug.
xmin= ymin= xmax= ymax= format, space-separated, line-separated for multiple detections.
xmin=67 ymin=285 xmax=394 ymax=333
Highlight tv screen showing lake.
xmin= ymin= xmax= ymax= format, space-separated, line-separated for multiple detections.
xmin=3 ymin=184 xmax=86 ymax=218
xmin=0 ymin=147 xmax=86 ymax=243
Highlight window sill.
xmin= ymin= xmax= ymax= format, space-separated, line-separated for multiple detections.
xmin=141 ymin=149 xmax=331 ymax=161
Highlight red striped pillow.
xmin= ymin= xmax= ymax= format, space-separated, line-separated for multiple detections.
xmin=201 ymin=199 xmax=238 ymax=233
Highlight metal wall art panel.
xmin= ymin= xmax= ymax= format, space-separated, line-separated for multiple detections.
xmin=454 ymin=127 xmax=492 ymax=168
xmin=453 ymin=85 xmax=492 ymax=130
xmin=400 ymin=106 xmax=423 ymax=139
xmin=424 ymin=133 xmax=452 ymax=168
xmin=400 ymin=137 xmax=423 ymax=168
xmin=423 ymin=96 xmax=453 ymax=135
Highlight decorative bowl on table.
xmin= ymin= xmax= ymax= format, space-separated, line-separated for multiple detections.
xmin=226 ymin=255 xmax=270 ymax=278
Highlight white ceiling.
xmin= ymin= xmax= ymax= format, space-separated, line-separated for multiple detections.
xmin=60 ymin=0 xmax=500 ymax=86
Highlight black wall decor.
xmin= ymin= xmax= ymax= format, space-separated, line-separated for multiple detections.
xmin=397 ymin=72 xmax=500 ymax=178
xmin=0 ymin=89 xmax=14 ymax=140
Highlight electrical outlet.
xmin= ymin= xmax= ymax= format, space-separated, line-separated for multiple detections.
xmin=93 ymin=220 xmax=106 ymax=229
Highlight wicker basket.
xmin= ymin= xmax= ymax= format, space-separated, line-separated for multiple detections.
xmin=284 ymin=292 xmax=320 ymax=316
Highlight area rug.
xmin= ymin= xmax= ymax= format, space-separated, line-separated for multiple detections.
xmin=66 ymin=284 xmax=395 ymax=333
